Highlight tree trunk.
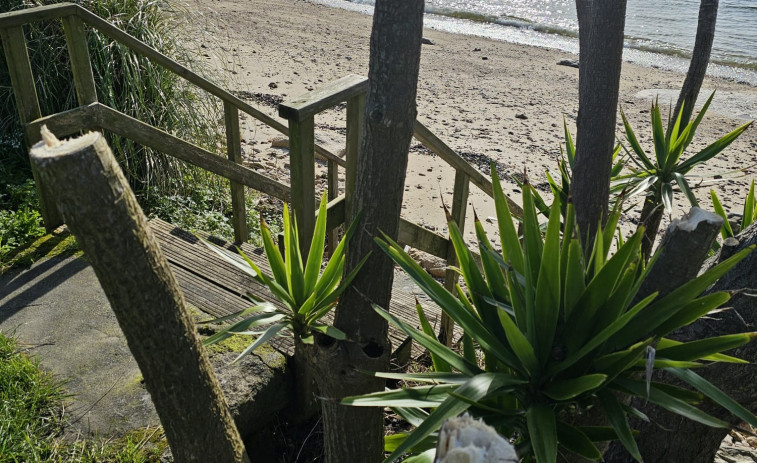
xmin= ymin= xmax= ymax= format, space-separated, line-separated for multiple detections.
xmin=605 ymin=215 xmax=757 ymax=463
xmin=28 ymin=129 xmax=249 ymax=463
xmin=639 ymin=195 xmax=665 ymax=261
xmin=311 ymin=1 xmax=425 ymax=461
xmin=673 ymin=0 xmax=719 ymax=129
xmin=572 ymin=0 xmax=627 ymax=247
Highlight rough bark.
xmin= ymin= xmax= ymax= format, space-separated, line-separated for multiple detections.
xmin=605 ymin=215 xmax=757 ymax=463
xmin=637 ymin=207 xmax=722 ymax=300
xmin=639 ymin=195 xmax=665 ymax=261
xmin=29 ymin=129 xmax=249 ymax=463
xmin=572 ymin=0 xmax=627 ymax=247
xmin=311 ymin=1 xmax=425 ymax=461
xmin=673 ymin=0 xmax=719 ymax=129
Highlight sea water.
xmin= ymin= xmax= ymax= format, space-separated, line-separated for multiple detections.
xmin=313 ymin=0 xmax=757 ymax=86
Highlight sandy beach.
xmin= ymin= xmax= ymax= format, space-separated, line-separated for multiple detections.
xmin=183 ymin=0 xmax=757 ymax=246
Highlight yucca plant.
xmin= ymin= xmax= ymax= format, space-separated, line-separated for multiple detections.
xmin=535 ymin=120 xmax=624 ymax=220
xmin=202 ymin=195 xmax=368 ymax=361
xmin=617 ymin=92 xmax=752 ymax=259
xmin=711 ymin=179 xmax=757 ymax=240
xmin=343 ymin=169 xmax=757 ymax=463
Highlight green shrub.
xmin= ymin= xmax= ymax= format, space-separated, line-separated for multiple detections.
xmin=344 ymin=168 xmax=757 ymax=462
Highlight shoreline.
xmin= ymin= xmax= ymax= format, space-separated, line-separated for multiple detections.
xmin=185 ymin=0 xmax=757 ymax=243
xmin=312 ymin=0 xmax=757 ymax=86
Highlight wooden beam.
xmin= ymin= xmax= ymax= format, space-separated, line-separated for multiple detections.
xmin=324 ymin=194 xmax=346 ymax=233
xmin=26 ymin=103 xmax=99 ymax=140
xmin=1 ymin=26 xmax=41 ymax=126
xmin=0 ymin=2 xmax=78 ymax=28
xmin=279 ymin=74 xmax=368 ymax=121
xmin=326 ymin=159 xmax=339 ymax=254
xmin=440 ymin=171 xmax=470 ymax=345
xmin=62 ymin=14 xmax=98 ymax=106
xmin=96 ymin=104 xmax=291 ymax=201
xmin=398 ymin=219 xmax=449 ymax=259
xmin=224 ymin=102 xmax=248 ymax=243
xmin=1 ymin=24 xmax=64 ymax=231
xmin=345 ymin=93 xmax=365 ymax=219
xmin=288 ymin=116 xmax=316 ymax=257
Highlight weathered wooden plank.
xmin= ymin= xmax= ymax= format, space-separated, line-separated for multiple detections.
xmin=398 ymin=218 xmax=450 ymax=259
xmin=0 ymin=2 xmax=78 ymax=28
xmin=288 ymin=116 xmax=316 ymax=257
xmin=96 ymin=104 xmax=292 ymax=202
xmin=345 ymin=93 xmax=365 ymax=218
xmin=0 ymin=26 xmax=41 ymax=125
xmin=224 ymin=102 xmax=248 ymax=243
xmin=324 ymin=194 xmax=346 ymax=233
xmin=326 ymin=160 xmax=339 ymax=254
xmin=413 ymin=120 xmax=523 ymax=218
xmin=62 ymin=15 xmax=97 ymax=105
xmin=441 ymin=171 xmax=470 ymax=345
xmin=26 ymin=103 xmax=99 ymax=141
xmin=72 ymin=5 xmax=344 ymax=168
xmin=279 ymin=74 xmax=368 ymax=121
xmin=0 ymin=25 xmax=63 ymax=231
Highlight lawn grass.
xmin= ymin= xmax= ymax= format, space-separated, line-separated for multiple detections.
xmin=0 ymin=333 xmax=167 ymax=462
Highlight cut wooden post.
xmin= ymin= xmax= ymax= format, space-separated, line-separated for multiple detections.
xmin=636 ymin=207 xmax=723 ymax=301
xmin=0 ymin=25 xmax=63 ymax=231
xmin=440 ymin=171 xmax=469 ymax=346
xmin=288 ymin=117 xmax=316 ymax=257
xmin=327 ymin=159 xmax=339 ymax=254
xmin=345 ymin=93 xmax=365 ymax=219
xmin=29 ymin=128 xmax=250 ymax=463
xmin=224 ymin=102 xmax=248 ymax=243
xmin=62 ymin=15 xmax=97 ymax=106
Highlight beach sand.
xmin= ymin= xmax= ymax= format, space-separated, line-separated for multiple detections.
xmin=182 ymin=0 xmax=757 ymax=247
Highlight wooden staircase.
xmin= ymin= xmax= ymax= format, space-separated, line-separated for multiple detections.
xmin=0 ymin=3 xmax=522 ymax=352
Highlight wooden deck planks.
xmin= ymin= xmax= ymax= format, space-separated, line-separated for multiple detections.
xmin=149 ymin=218 xmax=446 ymax=359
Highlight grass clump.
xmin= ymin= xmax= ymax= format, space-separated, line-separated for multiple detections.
xmin=0 ymin=332 xmax=65 ymax=460
xmin=0 ymin=332 xmax=167 ymax=462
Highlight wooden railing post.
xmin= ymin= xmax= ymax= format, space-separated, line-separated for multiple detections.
xmin=288 ymin=117 xmax=316 ymax=257
xmin=224 ymin=102 xmax=248 ymax=243
xmin=326 ymin=159 xmax=339 ymax=254
xmin=62 ymin=15 xmax=97 ymax=105
xmin=345 ymin=93 xmax=365 ymax=221
xmin=0 ymin=25 xmax=63 ymax=231
xmin=440 ymin=171 xmax=470 ymax=346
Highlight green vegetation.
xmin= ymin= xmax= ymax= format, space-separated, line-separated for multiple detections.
xmin=0 ymin=332 xmax=166 ymax=462
xmin=0 ymin=0 xmax=271 ymax=262
xmin=711 ymin=179 xmax=757 ymax=240
xmin=202 ymin=195 xmax=367 ymax=361
xmin=344 ymin=168 xmax=757 ymax=462
xmin=0 ymin=167 xmax=45 ymax=264
xmin=617 ymin=94 xmax=752 ymax=257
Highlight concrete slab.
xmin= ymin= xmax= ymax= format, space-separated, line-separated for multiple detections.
xmin=0 ymin=255 xmax=158 ymax=437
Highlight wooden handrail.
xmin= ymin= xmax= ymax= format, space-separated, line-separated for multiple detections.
xmin=279 ymin=75 xmax=368 ymax=121
xmin=0 ymin=3 xmax=78 ymax=27
xmin=0 ymin=2 xmax=345 ymax=168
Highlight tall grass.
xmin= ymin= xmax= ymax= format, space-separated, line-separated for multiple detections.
xmin=0 ymin=0 xmax=225 ymax=194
